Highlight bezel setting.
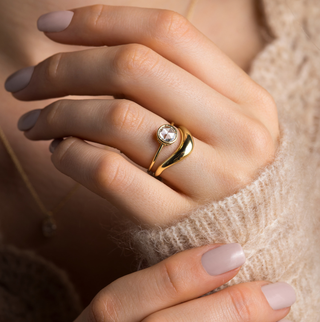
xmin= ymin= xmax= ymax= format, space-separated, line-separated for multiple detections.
xmin=157 ymin=124 xmax=178 ymax=145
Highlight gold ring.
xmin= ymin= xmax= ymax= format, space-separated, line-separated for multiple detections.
xmin=147 ymin=122 xmax=194 ymax=179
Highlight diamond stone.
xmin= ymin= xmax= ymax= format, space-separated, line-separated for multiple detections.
xmin=158 ymin=125 xmax=177 ymax=144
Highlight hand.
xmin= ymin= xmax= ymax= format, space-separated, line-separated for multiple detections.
xmin=73 ymin=243 xmax=294 ymax=322
xmin=7 ymin=5 xmax=280 ymax=228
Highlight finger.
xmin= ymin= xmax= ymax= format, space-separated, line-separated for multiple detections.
xmin=74 ymin=243 xmax=246 ymax=322
xmin=7 ymin=44 xmax=242 ymax=144
xmin=144 ymin=281 xmax=295 ymax=322
xmin=50 ymin=136 xmax=194 ymax=227
xmin=22 ymin=99 xmax=218 ymax=199
xmin=38 ymin=5 xmax=259 ymax=104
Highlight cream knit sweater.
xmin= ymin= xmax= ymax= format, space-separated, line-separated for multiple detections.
xmin=1 ymin=0 xmax=320 ymax=321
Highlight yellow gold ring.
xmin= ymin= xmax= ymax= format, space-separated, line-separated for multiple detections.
xmin=147 ymin=122 xmax=194 ymax=179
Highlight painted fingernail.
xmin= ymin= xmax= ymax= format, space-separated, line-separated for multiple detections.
xmin=37 ymin=11 xmax=74 ymax=32
xmin=261 ymin=282 xmax=296 ymax=310
xmin=18 ymin=109 xmax=41 ymax=131
xmin=201 ymin=243 xmax=246 ymax=276
xmin=5 ymin=66 xmax=34 ymax=93
xmin=49 ymin=139 xmax=63 ymax=153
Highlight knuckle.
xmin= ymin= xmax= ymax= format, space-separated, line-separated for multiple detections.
xmin=250 ymin=87 xmax=279 ymax=122
xmin=44 ymin=53 xmax=63 ymax=85
xmin=112 ymin=44 xmax=160 ymax=79
xmin=226 ymin=286 xmax=255 ymax=322
xmin=44 ymin=100 xmax=66 ymax=128
xmin=89 ymin=292 xmax=120 ymax=322
xmin=153 ymin=10 xmax=193 ymax=41
xmin=53 ymin=137 xmax=77 ymax=169
xmin=156 ymin=261 xmax=181 ymax=299
xmin=109 ymin=100 xmax=144 ymax=134
xmin=245 ymin=122 xmax=276 ymax=164
xmin=87 ymin=5 xmax=105 ymax=31
xmin=93 ymin=153 xmax=134 ymax=193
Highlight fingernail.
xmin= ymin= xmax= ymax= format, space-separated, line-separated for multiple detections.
xmin=49 ymin=139 xmax=63 ymax=153
xmin=37 ymin=11 xmax=74 ymax=32
xmin=5 ymin=66 xmax=35 ymax=93
xmin=18 ymin=109 xmax=41 ymax=131
xmin=201 ymin=243 xmax=246 ymax=276
xmin=278 ymin=320 xmax=292 ymax=322
xmin=261 ymin=282 xmax=296 ymax=310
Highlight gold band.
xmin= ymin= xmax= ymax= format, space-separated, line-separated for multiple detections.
xmin=148 ymin=123 xmax=194 ymax=178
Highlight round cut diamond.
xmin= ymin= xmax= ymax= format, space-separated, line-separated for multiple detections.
xmin=158 ymin=125 xmax=177 ymax=144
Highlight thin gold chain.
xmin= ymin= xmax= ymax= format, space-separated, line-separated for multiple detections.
xmin=186 ymin=0 xmax=199 ymax=21
xmin=0 ymin=125 xmax=80 ymax=237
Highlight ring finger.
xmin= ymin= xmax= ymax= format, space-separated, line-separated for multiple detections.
xmin=20 ymin=98 xmax=216 ymax=199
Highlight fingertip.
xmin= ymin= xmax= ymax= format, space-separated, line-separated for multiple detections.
xmin=37 ymin=11 xmax=74 ymax=33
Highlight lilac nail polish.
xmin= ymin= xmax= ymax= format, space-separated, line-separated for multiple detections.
xmin=5 ymin=66 xmax=34 ymax=93
xmin=261 ymin=282 xmax=296 ymax=310
xmin=49 ymin=139 xmax=63 ymax=153
xmin=18 ymin=109 xmax=41 ymax=131
xmin=201 ymin=243 xmax=246 ymax=276
xmin=37 ymin=11 xmax=74 ymax=32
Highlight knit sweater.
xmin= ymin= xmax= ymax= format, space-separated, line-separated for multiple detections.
xmin=1 ymin=0 xmax=320 ymax=321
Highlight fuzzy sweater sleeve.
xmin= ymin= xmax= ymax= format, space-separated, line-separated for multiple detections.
xmin=122 ymin=106 xmax=320 ymax=322
xmin=116 ymin=2 xmax=320 ymax=322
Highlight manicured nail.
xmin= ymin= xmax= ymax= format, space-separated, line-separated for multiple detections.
xmin=201 ymin=243 xmax=246 ymax=276
xmin=261 ymin=282 xmax=296 ymax=310
xmin=37 ymin=11 xmax=74 ymax=32
xmin=5 ymin=66 xmax=34 ymax=93
xmin=49 ymin=139 xmax=63 ymax=153
xmin=18 ymin=109 xmax=41 ymax=131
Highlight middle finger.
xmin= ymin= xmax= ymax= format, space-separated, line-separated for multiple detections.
xmin=10 ymin=45 xmax=240 ymax=144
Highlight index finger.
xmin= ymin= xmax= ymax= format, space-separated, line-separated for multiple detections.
xmin=74 ymin=243 xmax=246 ymax=322
xmin=37 ymin=5 xmax=260 ymax=103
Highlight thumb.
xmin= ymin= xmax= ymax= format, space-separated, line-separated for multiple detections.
xmin=74 ymin=243 xmax=245 ymax=322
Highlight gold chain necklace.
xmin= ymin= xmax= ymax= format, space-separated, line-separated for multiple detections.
xmin=0 ymin=0 xmax=199 ymax=238
xmin=0 ymin=125 xmax=81 ymax=237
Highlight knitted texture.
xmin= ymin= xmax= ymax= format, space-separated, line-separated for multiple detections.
xmin=0 ymin=244 xmax=82 ymax=322
xmin=1 ymin=1 xmax=320 ymax=322
xmin=121 ymin=1 xmax=320 ymax=321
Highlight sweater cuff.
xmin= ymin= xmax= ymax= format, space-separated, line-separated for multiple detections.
xmin=0 ymin=244 xmax=82 ymax=322
xmin=126 ymin=122 xmax=299 ymax=267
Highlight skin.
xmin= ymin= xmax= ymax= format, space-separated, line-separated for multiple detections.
xmin=0 ymin=0 xmax=284 ymax=317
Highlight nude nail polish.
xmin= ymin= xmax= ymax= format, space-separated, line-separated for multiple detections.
xmin=261 ymin=282 xmax=296 ymax=310
xmin=18 ymin=109 xmax=41 ymax=131
xmin=37 ymin=11 xmax=74 ymax=32
xmin=5 ymin=66 xmax=34 ymax=93
xmin=201 ymin=243 xmax=246 ymax=276
xmin=49 ymin=139 xmax=63 ymax=153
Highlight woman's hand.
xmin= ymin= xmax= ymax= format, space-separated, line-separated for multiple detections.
xmin=6 ymin=5 xmax=280 ymax=228
xmin=73 ymin=243 xmax=294 ymax=322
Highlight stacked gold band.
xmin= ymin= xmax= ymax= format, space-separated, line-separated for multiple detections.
xmin=147 ymin=122 xmax=194 ymax=179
